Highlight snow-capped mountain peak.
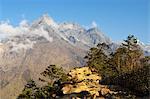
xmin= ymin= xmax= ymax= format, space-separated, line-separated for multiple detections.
xmin=86 ymin=27 xmax=99 ymax=33
xmin=0 ymin=14 xmax=113 ymax=53
xmin=19 ymin=20 xmax=29 ymax=28
xmin=32 ymin=14 xmax=58 ymax=28
xmin=1 ymin=14 xmax=149 ymax=56
xmin=137 ymin=40 xmax=150 ymax=56
xmin=59 ymin=22 xmax=84 ymax=30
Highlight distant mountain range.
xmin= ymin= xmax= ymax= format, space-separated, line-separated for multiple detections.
xmin=0 ymin=14 xmax=149 ymax=99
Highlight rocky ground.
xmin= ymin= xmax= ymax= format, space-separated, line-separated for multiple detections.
xmin=58 ymin=67 xmax=136 ymax=99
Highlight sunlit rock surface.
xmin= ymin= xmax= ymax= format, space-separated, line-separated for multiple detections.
xmin=62 ymin=67 xmax=113 ymax=97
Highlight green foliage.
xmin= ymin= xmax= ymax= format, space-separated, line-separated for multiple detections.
xmin=18 ymin=82 xmax=58 ymax=99
xmin=18 ymin=65 xmax=68 ymax=99
xmin=40 ymin=65 xmax=69 ymax=85
xmin=111 ymin=35 xmax=143 ymax=74
xmin=86 ymin=35 xmax=149 ymax=96
xmin=17 ymin=80 xmax=38 ymax=99
xmin=85 ymin=43 xmax=118 ymax=78
xmin=122 ymin=34 xmax=138 ymax=50
xmin=112 ymin=64 xmax=150 ymax=96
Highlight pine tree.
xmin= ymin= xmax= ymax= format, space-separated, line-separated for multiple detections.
xmin=17 ymin=80 xmax=38 ymax=99
xmin=112 ymin=35 xmax=143 ymax=73
xmin=123 ymin=35 xmax=143 ymax=70
xmin=85 ymin=43 xmax=117 ymax=78
xmin=18 ymin=65 xmax=68 ymax=98
xmin=106 ymin=35 xmax=149 ymax=96
xmin=122 ymin=34 xmax=138 ymax=50
xmin=39 ymin=65 xmax=68 ymax=86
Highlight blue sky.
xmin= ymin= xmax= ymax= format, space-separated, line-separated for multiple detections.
xmin=0 ymin=0 xmax=149 ymax=44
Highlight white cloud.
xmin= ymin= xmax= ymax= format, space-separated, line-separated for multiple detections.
xmin=19 ymin=20 xmax=29 ymax=27
xmin=9 ymin=40 xmax=36 ymax=52
xmin=0 ymin=22 xmax=21 ymax=35
xmin=0 ymin=19 xmax=53 ymax=42
xmin=82 ymin=21 xmax=98 ymax=30
xmin=91 ymin=21 xmax=97 ymax=28
xmin=32 ymin=26 xmax=53 ymax=42
xmin=82 ymin=25 xmax=90 ymax=30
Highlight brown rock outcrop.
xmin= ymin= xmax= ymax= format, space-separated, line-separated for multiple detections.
xmin=62 ymin=67 xmax=113 ymax=98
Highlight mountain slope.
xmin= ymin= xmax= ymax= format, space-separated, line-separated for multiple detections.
xmin=0 ymin=14 xmax=111 ymax=99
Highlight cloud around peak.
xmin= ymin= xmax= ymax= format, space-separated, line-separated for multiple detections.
xmin=82 ymin=21 xmax=98 ymax=30
xmin=91 ymin=21 xmax=97 ymax=28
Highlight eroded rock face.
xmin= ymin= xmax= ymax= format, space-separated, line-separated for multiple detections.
xmin=62 ymin=67 xmax=112 ymax=97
